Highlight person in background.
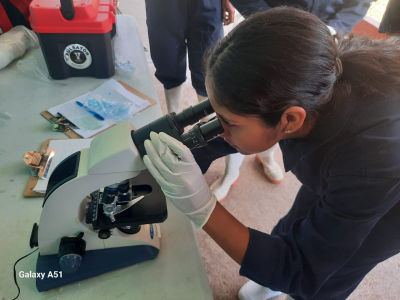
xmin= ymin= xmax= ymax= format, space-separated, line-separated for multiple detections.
xmin=230 ymin=0 xmax=372 ymax=34
xmin=143 ymin=7 xmax=400 ymax=300
xmin=379 ymin=0 xmax=400 ymax=37
xmin=210 ymin=0 xmax=373 ymax=202
xmin=144 ymin=0 xmax=235 ymax=114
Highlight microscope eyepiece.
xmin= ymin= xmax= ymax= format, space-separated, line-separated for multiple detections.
xmin=131 ymin=99 xmax=224 ymax=157
xmin=175 ymin=99 xmax=214 ymax=128
xmin=181 ymin=118 xmax=224 ymax=149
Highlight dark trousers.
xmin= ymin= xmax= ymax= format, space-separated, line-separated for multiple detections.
xmin=145 ymin=0 xmax=223 ymax=96
xmin=229 ymin=0 xmax=269 ymax=18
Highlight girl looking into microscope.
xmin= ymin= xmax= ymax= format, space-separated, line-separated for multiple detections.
xmin=143 ymin=7 xmax=400 ymax=300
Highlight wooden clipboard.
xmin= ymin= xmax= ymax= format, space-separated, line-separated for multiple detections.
xmin=24 ymin=138 xmax=64 ymax=197
xmin=40 ymin=81 xmax=157 ymax=139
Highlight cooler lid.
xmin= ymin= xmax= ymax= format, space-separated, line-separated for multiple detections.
xmin=29 ymin=0 xmax=117 ymax=34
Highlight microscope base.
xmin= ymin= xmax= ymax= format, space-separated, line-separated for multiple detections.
xmin=36 ymin=245 xmax=159 ymax=292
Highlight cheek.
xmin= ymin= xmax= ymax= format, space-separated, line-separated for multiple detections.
xmin=224 ymin=127 xmax=274 ymax=154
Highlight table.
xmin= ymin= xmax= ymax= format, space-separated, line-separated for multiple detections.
xmin=0 ymin=15 xmax=213 ymax=300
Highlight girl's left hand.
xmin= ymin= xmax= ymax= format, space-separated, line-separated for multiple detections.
xmin=143 ymin=132 xmax=217 ymax=230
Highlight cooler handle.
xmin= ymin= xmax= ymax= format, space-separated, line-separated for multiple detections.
xmin=60 ymin=0 xmax=75 ymax=21
xmin=109 ymin=2 xmax=116 ymax=23
xmin=110 ymin=0 xmax=117 ymax=15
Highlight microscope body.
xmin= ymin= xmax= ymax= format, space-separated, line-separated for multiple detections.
xmin=31 ymin=99 xmax=223 ymax=291
xmin=38 ymin=120 xmax=166 ymax=252
xmin=33 ymin=121 xmax=165 ymax=291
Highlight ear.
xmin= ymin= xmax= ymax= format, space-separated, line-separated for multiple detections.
xmin=278 ymin=106 xmax=307 ymax=134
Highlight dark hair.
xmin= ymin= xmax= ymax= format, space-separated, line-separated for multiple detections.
xmin=205 ymin=7 xmax=400 ymax=127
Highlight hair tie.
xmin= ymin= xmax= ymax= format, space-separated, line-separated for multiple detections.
xmin=335 ymin=57 xmax=343 ymax=80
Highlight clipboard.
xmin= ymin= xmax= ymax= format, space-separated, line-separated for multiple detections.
xmin=24 ymin=138 xmax=62 ymax=197
xmin=40 ymin=81 xmax=157 ymax=139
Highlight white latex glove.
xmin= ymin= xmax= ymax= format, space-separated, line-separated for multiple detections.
xmin=143 ymin=132 xmax=217 ymax=230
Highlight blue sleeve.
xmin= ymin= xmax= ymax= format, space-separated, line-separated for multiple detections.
xmin=325 ymin=0 xmax=371 ymax=35
xmin=240 ymin=176 xmax=400 ymax=298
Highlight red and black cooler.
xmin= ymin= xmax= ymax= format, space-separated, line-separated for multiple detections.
xmin=29 ymin=0 xmax=117 ymax=79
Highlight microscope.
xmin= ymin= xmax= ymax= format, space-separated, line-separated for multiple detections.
xmin=29 ymin=99 xmax=224 ymax=291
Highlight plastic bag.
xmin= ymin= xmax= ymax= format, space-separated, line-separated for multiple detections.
xmin=114 ymin=46 xmax=136 ymax=77
xmin=17 ymin=56 xmax=66 ymax=86
xmin=113 ymin=27 xmax=137 ymax=78
xmin=0 ymin=110 xmax=12 ymax=152
xmin=115 ymin=54 xmax=136 ymax=77
xmin=0 ymin=110 xmax=12 ymax=120
xmin=0 ymin=110 xmax=12 ymax=128
xmin=83 ymin=93 xmax=135 ymax=122
xmin=0 ymin=26 xmax=39 ymax=69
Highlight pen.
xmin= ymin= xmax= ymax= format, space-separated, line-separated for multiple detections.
xmin=76 ymin=101 xmax=105 ymax=121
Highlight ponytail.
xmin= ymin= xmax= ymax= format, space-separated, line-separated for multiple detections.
xmin=205 ymin=8 xmax=400 ymax=128
xmin=335 ymin=35 xmax=400 ymax=98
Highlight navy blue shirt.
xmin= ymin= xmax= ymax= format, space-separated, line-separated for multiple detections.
xmin=193 ymin=92 xmax=400 ymax=299
xmin=229 ymin=0 xmax=372 ymax=34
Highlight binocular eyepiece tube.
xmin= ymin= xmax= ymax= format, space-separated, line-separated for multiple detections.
xmin=175 ymin=99 xmax=224 ymax=149
xmin=180 ymin=117 xmax=224 ymax=149
xmin=131 ymin=99 xmax=225 ymax=157
xmin=174 ymin=100 xmax=214 ymax=128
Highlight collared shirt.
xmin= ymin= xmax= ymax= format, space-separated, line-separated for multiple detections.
xmin=239 ymin=92 xmax=400 ymax=299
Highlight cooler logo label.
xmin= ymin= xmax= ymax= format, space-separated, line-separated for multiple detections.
xmin=64 ymin=44 xmax=92 ymax=69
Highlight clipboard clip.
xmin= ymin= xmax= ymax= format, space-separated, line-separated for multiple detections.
xmin=23 ymin=148 xmax=56 ymax=179
xmin=49 ymin=113 xmax=79 ymax=132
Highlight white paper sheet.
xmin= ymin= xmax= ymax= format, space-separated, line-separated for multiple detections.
xmin=47 ymin=79 xmax=150 ymax=138
xmin=33 ymin=139 xmax=93 ymax=193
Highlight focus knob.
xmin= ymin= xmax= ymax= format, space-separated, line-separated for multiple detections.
xmin=98 ymin=229 xmax=111 ymax=239
xmin=58 ymin=232 xmax=86 ymax=274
